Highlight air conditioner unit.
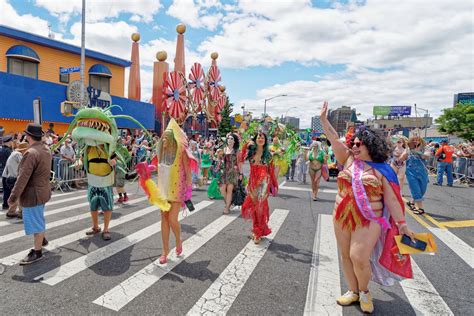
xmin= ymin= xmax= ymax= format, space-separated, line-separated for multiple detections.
xmin=61 ymin=101 xmax=77 ymax=117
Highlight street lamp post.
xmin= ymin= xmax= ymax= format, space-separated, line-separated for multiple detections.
xmin=264 ymin=94 xmax=288 ymax=117
xmin=284 ymin=106 xmax=297 ymax=118
xmin=414 ymin=103 xmax=429 ymax=138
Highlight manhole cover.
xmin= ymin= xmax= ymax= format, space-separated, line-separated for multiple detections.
xmin=0 ymin=265 xmax=5 ymax=275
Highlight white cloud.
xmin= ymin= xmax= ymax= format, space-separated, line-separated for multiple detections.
xmin=0 ymin=0 xmax=51 ymax=36
xmin=166 ymin=0 xmax=223 ymax=31
xmin=34 ymin=0 xmax=162 ymax=24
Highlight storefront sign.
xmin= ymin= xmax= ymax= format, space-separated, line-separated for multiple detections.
xmin=60 ymin=66 xmax=81 ymax=74
xmin=373 ymin=106 xmax=411 ymax=116
xmin=87 ymin=86 xmax=111 ymax=109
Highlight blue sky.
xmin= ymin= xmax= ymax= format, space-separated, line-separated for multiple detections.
xmin=1 ymin=0 xmax=472 ymax=127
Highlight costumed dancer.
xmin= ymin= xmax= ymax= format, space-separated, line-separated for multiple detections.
xmin=240 ymin=131 xmax=278 ymax=244
xmin=390 ymin=136 xmax=409 ymax=194
xmin=190 ymin=140 xmax=202 ymax=189
xmin=405 ymin=136 xmax=431 ymax=215
xmin=269 ymin=136 xmax=288 ymax=177
xmin=295 ymin=144 xmax=308 ymax=184
xmin=201 ymin=143 xmax=212 ymax=181
xmin=207 ymin=148 xmax=224 ymax=200
xmin=320 ymin=102 xmax=414 ymax=313
xmin=136 ymin=119 xmax=196 ymax=264
xmin=219 ymin=133 xmax=242 ymax=214
xmin=306 ymin=141 xmax=327 ymax=201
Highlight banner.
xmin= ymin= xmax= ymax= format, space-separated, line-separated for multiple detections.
xmin=373 ymin=106 xmax=411 ymax=116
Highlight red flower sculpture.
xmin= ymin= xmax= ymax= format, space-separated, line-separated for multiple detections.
xmin=207 ymin=65 xmax=221 ymax=101
xmin=164 ymin=71 xmax=187 ymax=120
xmin=189 ymin=63 xmax=205 ymax=112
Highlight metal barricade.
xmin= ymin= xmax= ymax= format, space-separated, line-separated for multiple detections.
xmin=52 ymin=159 xmax=87 ymax=192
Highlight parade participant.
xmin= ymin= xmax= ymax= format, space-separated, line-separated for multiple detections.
xmin=148 ymin=119 xmax=196 ymax=264
xmin=295 ymin=144 xmax=308 ymax=184
xmin=8 ymin=124 xmax=51 ymax=265
xmin=3 ymin=141 xmax=28 ymax=218
xmin=201 ymin=143 xmax=212 ymax=181
xmin=320 ymin=102 xmax=414 ymax=313
xmin=390 ymin=137 xmax=409 ymax=193
xmin=240 ymin=131 xmax=278 ymax=244
xmin=53 ymin=106 xmax=149 ymax=241
xmin=219 ymin=133 xmax=241 ymax=214
xmin=406 ymin=136 xmax=431 ymax=215
xmin=306 ymin=141 xmax=326 ymax=201
xmin=269 ymin=136 xmax=287 ymax=177
xmin=207 ymin=148 xmax=224 ymax=200
xmin=1 ymin=135 xmax=13 ymax=210
xmin=190 ymin=140 xmax=202 ymax=189
xmin=434 ymin=140 xmax=455 ymax=186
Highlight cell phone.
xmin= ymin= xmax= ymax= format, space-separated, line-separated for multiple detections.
xmin=401 ymin=234 xmax=427 ymax=251
xmin=184 ymin=200 xmax=195 ymax=212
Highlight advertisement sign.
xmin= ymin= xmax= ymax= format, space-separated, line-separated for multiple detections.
xmin=373 ymin=106 xmax=411 ymax=116
xmin=87 ymin=87 xmax=112 ymax=109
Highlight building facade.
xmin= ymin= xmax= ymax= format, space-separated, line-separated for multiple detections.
xmin=282 ymin=116 xmax=300 ymax=130
xmin=328 ymin=106 xmax=357 ymax=135
xmin=311 ymin=115 xmax=323 ymax=133
xmin=0 ymin=25 xmax=154 ymax=135
xmin=366 ymin=116 xmax=433 ymax=130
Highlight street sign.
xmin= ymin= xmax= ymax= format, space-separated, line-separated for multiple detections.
xmin=60 ymin=66 xmax=81 ymax=74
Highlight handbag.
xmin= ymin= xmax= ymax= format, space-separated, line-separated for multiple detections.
xmin=231 ymin=179 xmax=247 ymax=206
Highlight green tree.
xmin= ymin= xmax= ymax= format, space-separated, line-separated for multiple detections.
xmin=218 ymin=97 xmax=233 ymax=137
xmin=435 ymin=103 xmax=474 ymax=141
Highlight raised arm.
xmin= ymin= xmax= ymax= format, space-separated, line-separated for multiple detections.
xmin=320 ymin=101 xmax=351 ymax=164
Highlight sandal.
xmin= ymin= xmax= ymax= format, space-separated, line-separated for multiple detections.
xmin=413 ymin=208 xmax=425 ymax=215
xmin=102 ymin=231 xmax=111 ymax=240
xmin=406 ymin=201 xmax=416 ymax=211
xmin=85 ymin=227 xmax=101 ymax=235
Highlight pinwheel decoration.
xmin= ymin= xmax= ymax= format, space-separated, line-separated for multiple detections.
xmin=164 ymin=71 xmax=187 ymax=122
xmin=188 ymin=63 xmax=206 ymax=112
xmin=207 ymin=65 xmax=221 ymax=101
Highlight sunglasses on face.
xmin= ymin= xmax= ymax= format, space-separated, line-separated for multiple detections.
xmin=397 ymin=141 xmax=402 ymax=144
xmin=351 ymin=141 xmax=362 ymax=148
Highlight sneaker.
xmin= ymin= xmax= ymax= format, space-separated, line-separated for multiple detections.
xmin=117 ymin=196 xmax=124 ymax=203
xmin=336 ymin=290 xmax=359 ymax=306
xmin=359 ymin=291 xmax=374 ymax=313
xmin=123 ymin=195 xmax=129 ymax=202
xmin=19 ymin=249 xmax=43 ymax=265
xmin=42 ymin=237 xmax=48 ymax=247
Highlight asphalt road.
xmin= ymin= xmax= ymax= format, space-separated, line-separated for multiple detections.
xmin=0 ymin=170 xmax=472 ymax=315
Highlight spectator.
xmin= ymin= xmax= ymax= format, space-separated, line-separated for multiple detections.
xmin=47 ymin=123 xmax=55 ymax=135
xmin=60 ymin=138 xmax=75 ymax=162
xmin=434 ymin=140 xmax=455 ymax=186
xmin=3 ymin=141 xmax=28 ymax=218
xmin=8 ymin=124 xmax=52 ymax=265
xmin=1 ymin=135 xmax=14 ymax=210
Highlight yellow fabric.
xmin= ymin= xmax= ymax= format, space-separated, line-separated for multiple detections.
xmin=87 ymin=146 xmax=112 ymax=176
xmin=395 ymin=233 xmax=438 ymax=254
xmin=145 ymin=178 xmax=171 ymax=211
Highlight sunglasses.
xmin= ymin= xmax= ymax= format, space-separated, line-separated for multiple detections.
xmin=350 ymin=141 xmax=362 ymax=148
xmin=397 ymin=141 xmax=402 ymax=144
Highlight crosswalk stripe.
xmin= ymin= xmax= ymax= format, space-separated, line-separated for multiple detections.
xmin=428 ymin=227 xmax=474 ymax=269
xmin=304 ymin=214 xmax=342 ymax=315
xmin=400 ymin=259 xmax=454 ymax=315
xmin=187 ymin=209 xmax=289 ymax=315
xmin=0 ymin=204 xmax=157 ymax=266
xmin=51 ymin=190 xmax=86 ymax=198
xmin=35 ymin=201 xmax=214 ymax=285
xmin=279 ymin=186 xmax=338 ymax=194
xmin=93 ymin=211 xmax=242 ymax=311
xmin=0 ymin=196 xmax=145 ymax=243
xmin=0 ymin=195 xmax=141 ymax=228
xmin=45 ymin=193 xmax=88 ymax=206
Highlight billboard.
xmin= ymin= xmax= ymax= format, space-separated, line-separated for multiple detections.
xmin=454 ymin=92 xmax=474 ymax=106
xmin=373 ymin=106 xmax=411 ymax=116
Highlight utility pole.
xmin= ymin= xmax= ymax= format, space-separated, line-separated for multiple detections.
xmin=80 ymin=0 xmax=86 ymax=107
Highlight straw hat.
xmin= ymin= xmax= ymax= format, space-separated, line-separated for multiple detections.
xmin=15 ymin=142 xmax=29 ymax=152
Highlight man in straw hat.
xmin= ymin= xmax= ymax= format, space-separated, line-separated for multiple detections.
xmin=9 ymin=123 xmax=51 ymax=265
xmin=3 ymin=141 xmax=28 ymax=218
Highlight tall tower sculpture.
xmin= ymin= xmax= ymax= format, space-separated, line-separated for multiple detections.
xmin=174 ymin=23 xmax=186 ymax=74
xmin=128 ymin=33 xmax=141 ymax=101
xmin=152 ymin=51 xmax=169 ymax=134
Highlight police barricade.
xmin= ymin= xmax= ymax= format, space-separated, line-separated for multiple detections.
xmin=453 ymin=157 xmax=474 ymax=185
xmin=52 ymin=159 xmax=87 ymax=192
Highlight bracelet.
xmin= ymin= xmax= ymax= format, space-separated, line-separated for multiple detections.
xmin=396 ymin=220 xmax=406 ymax=226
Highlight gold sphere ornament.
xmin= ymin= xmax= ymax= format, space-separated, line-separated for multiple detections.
xmin=211 ymin=52 xmax=219 ymax=60
xmin=156 ymin=51 xmax=167 ymax=62
xmin=219 ymin=85 xmax=226 ymax=92
xmin=131 ymin=33 xmax=140 ymax=42
xmin=176 ymin=23 xmax=186 ymax=34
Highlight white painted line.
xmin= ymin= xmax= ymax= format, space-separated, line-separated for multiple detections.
xmin=36 ymin=201 xmax=213 ymax=285
xmin=93 ymin=212 xmax=242 ymax=311
xmin=0 ymin=203 xmax=157 ymax=266
xmin=304 ymin=214 xmax=342 ymax=316
xmin=279 ymin=186 xmax=338 ymax=194
xmin=51 ymin=190 xmax=86 ymax=198
xmin=187 ymin=209 xmax=289 ymax=315
xmin=0 ymin=195 xmax=141 ymax=228
xmin=279 ymin=180 xmax=287 ymax=187
xmin=0 ymin=196 xmax=143 ymax=243
xmin=46 ymin=193 xmax=88 ymax=206
xmin=428 ymin=227 xmax=474 ymax=269
xmin=400 ymin=259 xmax=454 ymax=315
